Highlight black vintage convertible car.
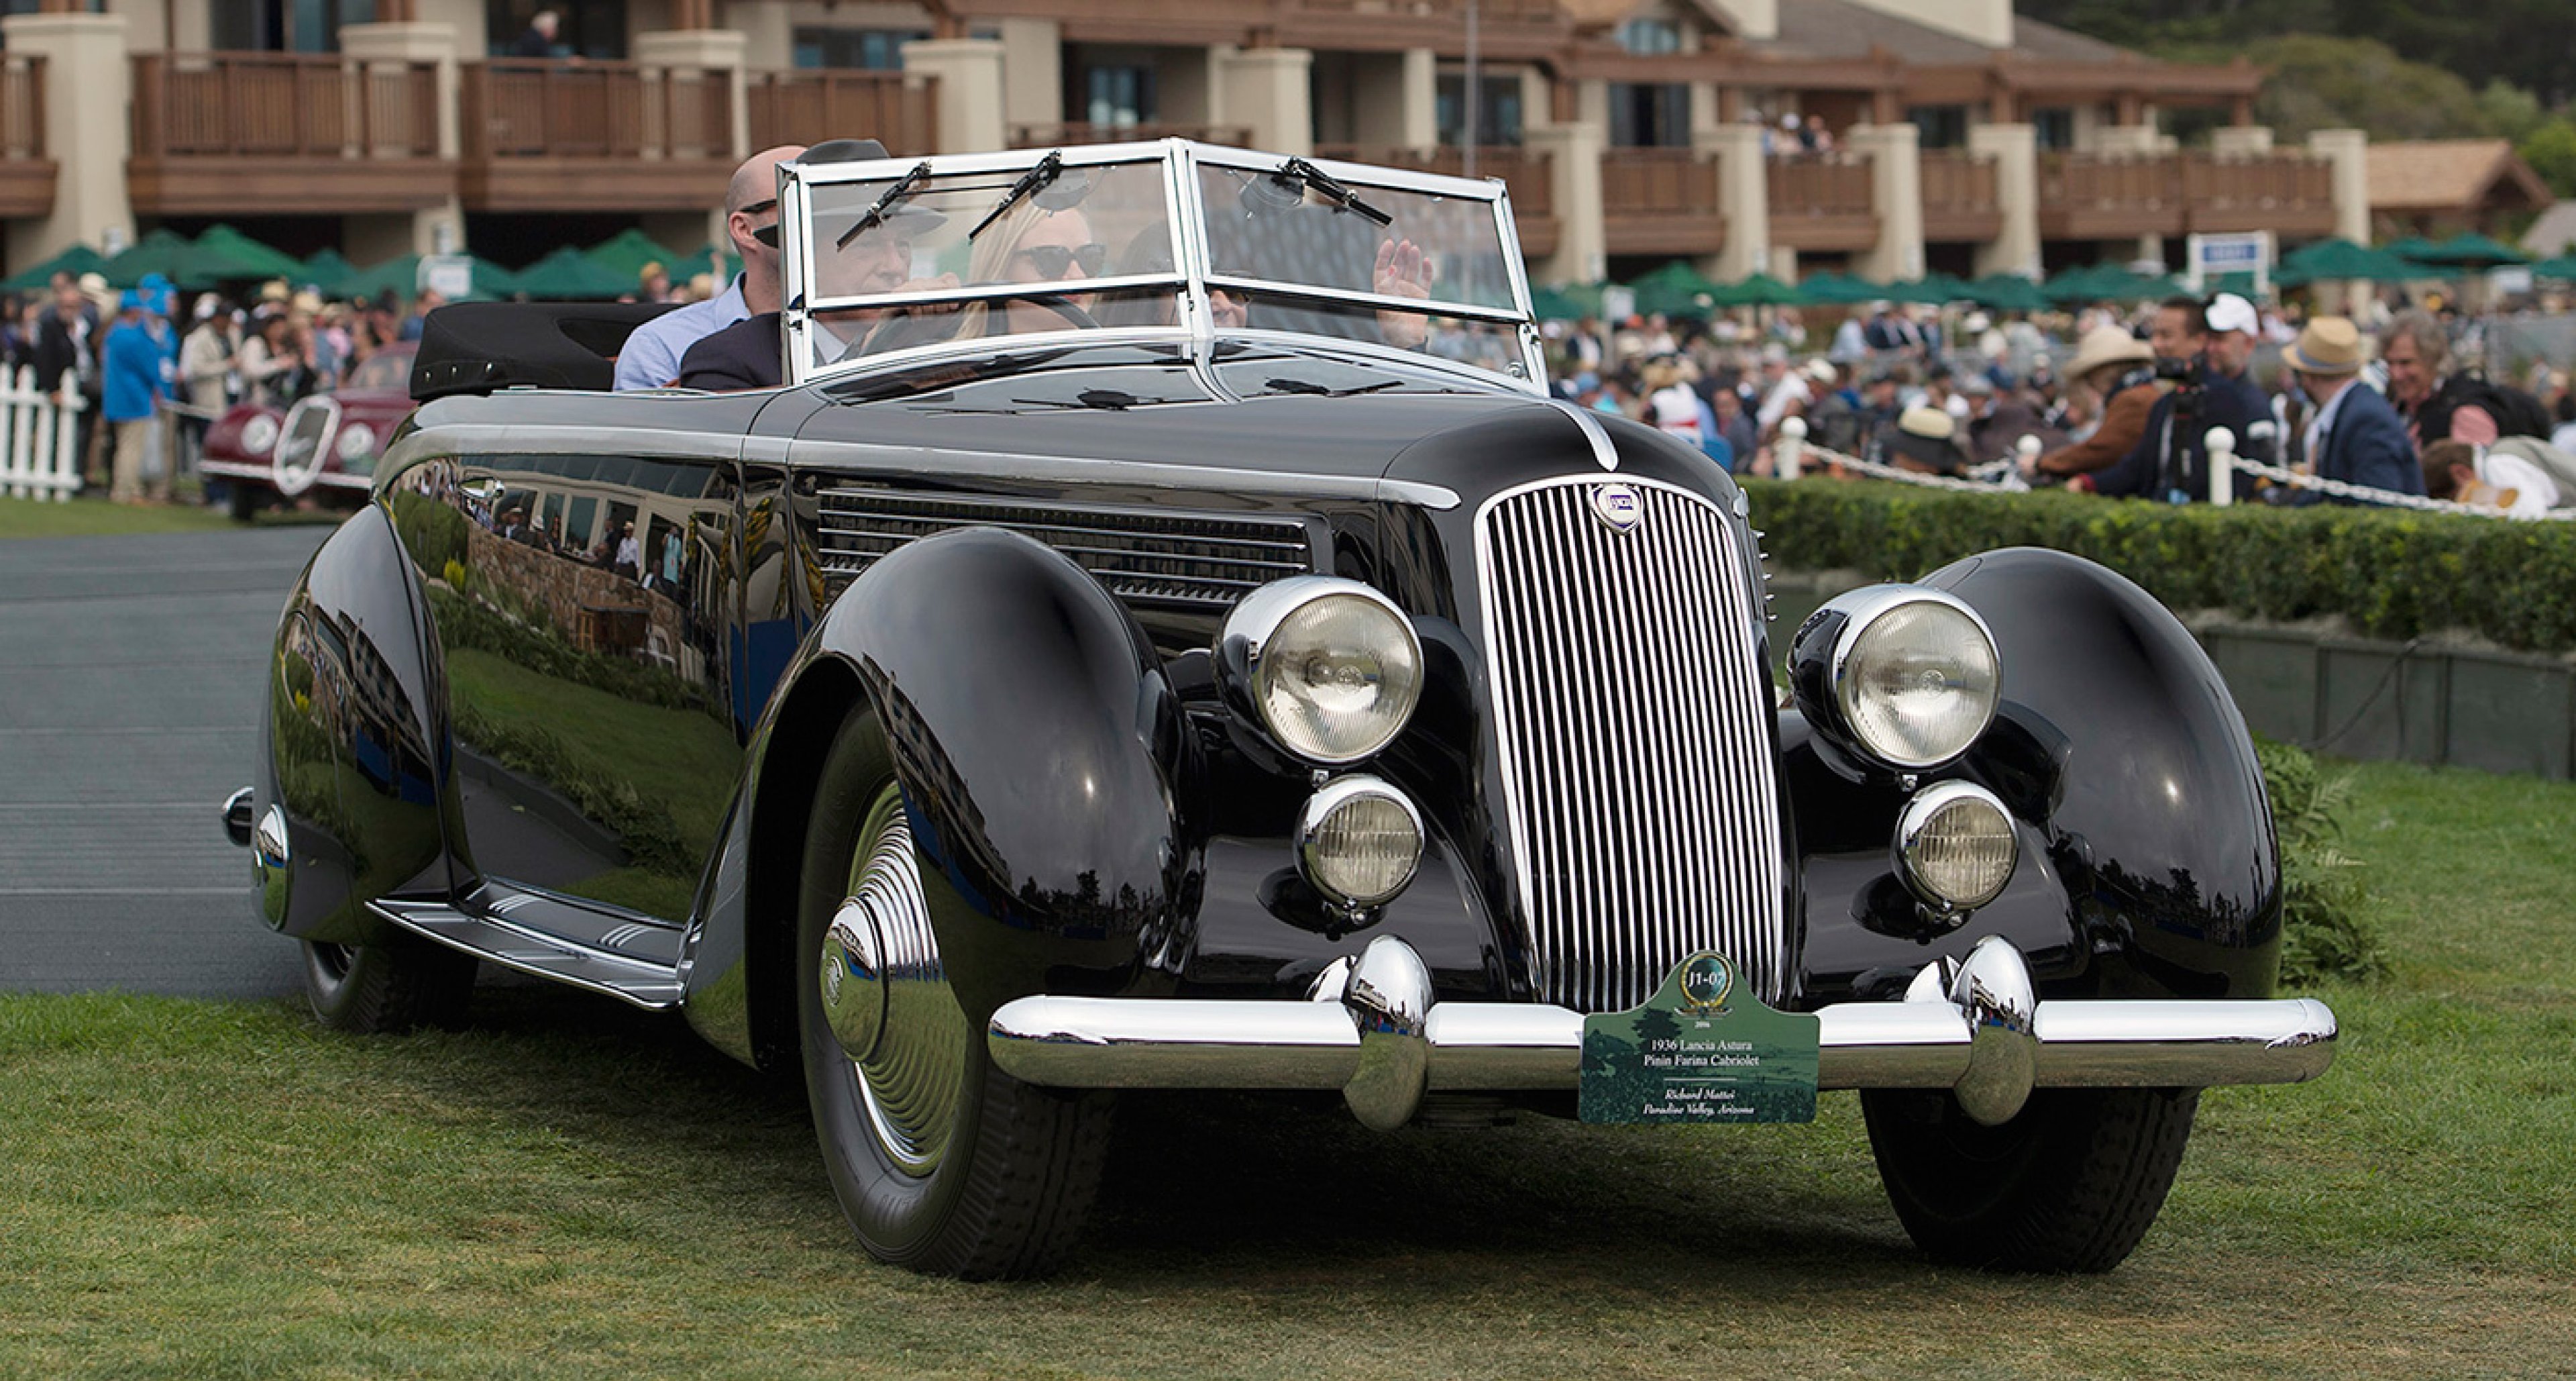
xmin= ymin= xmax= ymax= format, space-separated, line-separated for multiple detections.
xmin=227 ymin=140 xmax=2334 ymax=1279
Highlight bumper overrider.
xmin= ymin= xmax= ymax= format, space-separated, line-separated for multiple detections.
xmin=987 ymin=934 xmax=2338 ymax=1131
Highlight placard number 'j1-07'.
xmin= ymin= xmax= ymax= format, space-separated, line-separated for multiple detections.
xmin=1578 ymin=952 xmax=1823 ymax=1124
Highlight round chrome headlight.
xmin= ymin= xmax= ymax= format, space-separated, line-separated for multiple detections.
xmin=1296 ymin=776 xmax=1424 ymax=908
xmin=239 ymin=413 xmax=280 ymax=458
xmin=1217 ymin=576 xmax=1424 ymax=766
xmin=1792 ymin=586 xmax=2000 ymax=770
xmin=1893 ymin=780 xmax=2017 ymax=912
xmin=336 ymin=422 xmax=377 ymax=462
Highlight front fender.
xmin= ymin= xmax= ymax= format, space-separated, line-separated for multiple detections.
xmin=743 ymin=528 xmax=1196 ymax=1036
xmin=256 ymin=502 xmax=449 ymax=943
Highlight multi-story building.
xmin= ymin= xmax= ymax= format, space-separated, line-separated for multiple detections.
xmin=0 ymin=0 xmax=2368 ymax=287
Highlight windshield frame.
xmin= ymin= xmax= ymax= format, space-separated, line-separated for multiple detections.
xmin=774 ymin=138 xmax=1543 ymax=394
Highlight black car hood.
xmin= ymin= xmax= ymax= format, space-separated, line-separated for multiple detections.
xmin=790 ymin=341 xmax=1582 ymax=484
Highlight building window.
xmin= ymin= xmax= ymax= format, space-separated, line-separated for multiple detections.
xmin=1438 ymin=75 xmax=1524 ymax=147
xmin=1611 ymin=83 xmax=1690 ymax=148
xmin=792 ymin=28 xmax=928 ymax=70
xmin=1085 ymin=66 xmax=1156 ymax=129
xmin=1909 ymin=104 xmax=1969 ymax=150
xmin=487 ymin=1 xmax=627 ymax=60
xmin=1617 ymin=18 xmax=1684 ymax=56
xmin=2033 ymin=107 xmax=2075 ymax=150
xmin=211 ymin=0 xmax=377 ymax=53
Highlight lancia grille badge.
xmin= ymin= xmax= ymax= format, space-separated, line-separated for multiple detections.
xmin=1591 ymin=482 xmax=1644 ymax=533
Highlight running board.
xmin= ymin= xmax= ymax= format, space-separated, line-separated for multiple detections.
xmin=373 ymin=890 xmax=685 ymax=1011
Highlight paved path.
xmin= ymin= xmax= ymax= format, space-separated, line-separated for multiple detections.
xmin=0 ymin=525 xmax=332 ymax=999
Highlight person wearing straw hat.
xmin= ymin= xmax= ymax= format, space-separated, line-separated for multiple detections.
xmin=2284 ymin=316 xmax=2422 ymax=504
xmin=2027 ymin=324 xmax=2159 ymax=482
xmin=1878 ymin=403 xmax=1970 ymax=476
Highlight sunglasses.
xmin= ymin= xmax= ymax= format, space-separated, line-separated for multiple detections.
xmin=1012 ymin=242 xmax=1108 ymax=278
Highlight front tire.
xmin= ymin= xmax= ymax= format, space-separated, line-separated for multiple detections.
xmin=796 ymin=709 xmax=1111 ymax=1278
xmin=301 ymin=935 xmax=477 ymax=1033
xmin=1862 ymin=1086 xmax=2199 ymax=1272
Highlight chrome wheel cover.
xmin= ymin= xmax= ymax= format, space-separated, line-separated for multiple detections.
xmin=818 ymin=785 xmax=963 ymax=1178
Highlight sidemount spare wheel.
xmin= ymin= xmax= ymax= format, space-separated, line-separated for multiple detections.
xmin=795 ymin=708 xmax=1113 ymax=1279
xmin=1862 ymin=1085 xmax=2200 ymax=1273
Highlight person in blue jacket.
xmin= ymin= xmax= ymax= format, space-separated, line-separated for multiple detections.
xmin=2284 ymin=316 xmax=2423 ymax=505
xmin=101 ymin=290 xmax=168 ymax=504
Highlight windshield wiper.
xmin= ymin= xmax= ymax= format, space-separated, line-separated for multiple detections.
xmin=970 ymin=150 xmax=1068 ymax=240
xmin=837 ymin=160 xmax=933 ymax=250
xmin=1270 ymin=157 xmax=1392 ymax=227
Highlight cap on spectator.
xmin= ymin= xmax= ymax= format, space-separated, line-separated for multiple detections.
xmin=1898 ymin=405 xmax=1955 ymax=440
xmin=2064 ymin=325 xmax=2153 ymax=383
xmin=194 ymin=295 xmax=221 ymax=322
xmin=260 ymin=279 xmax=290 ymax=304
xmin=78 ymin=272 xmax=114 ymax=313
xmin=1883 ymin=405 xmax=1964 ymax=470
xmin=640 ymin=260 xmax=665 ymax=280
xmin=2206 ymin=293 xmax=2259 ymax=336
xmin=1804 ymin=358 xmax=1837 ymax=383
xmin=2284 ymin=317 xmax=2365 ymax=375
xmin=292 ymin=289 xmax=323 ymax=315
xmin=1959 ymin=373 xmax=1995 ymax=396
xmin=117 ymin=289 xmax=146 ymax=312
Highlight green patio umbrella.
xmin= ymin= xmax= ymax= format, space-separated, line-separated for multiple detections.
xmin=1528 ymin=284 xmax=1593 ymax=320
xmin=1886 ymin=273 xmax=1973 ymax=305
xmin=2043 ymin=263 xmax=2116 ymax=302
xmin=1795 ymin=271 xmax=1888 ymax=305
xmin=584 ymin=227 xmax=689 ymax=287
xmin=1624 ymin=260 xmax=1723 ymax=317
xmin=294 ymin=248 xmax=357 ymax=296
xmin=670 ymin=243 xmax=744 ymax=290
xmin=1717 ymin=272 xmax=1803 ymax=307
xmin=100 ymin=229 xmax=199 ymax=289
xmin=1965 ymin=274 xmax=2049 ymax=313
xmin=2381 ymin=236 xmax=2442 ymax=264
xmin=2283 ymin=238 xmax=2420 ymax=282
xmin=2416 ymin=231 xmax=2529 ymax=269
xmin=337 ymin=254 xmax=519 ymax=304
xmin=2527 ymin=254 xmax=2576 ymax=280
xmin=510 ymin=246 xmax=636 ymax=300
xmin=1 ymin=242 xmax=108 ymax=292
xmin=189 ymin=223 xmax=306 ymax=283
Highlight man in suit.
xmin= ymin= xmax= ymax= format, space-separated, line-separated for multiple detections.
xmin=2285 ymin=316 xmax=2424 ymax=503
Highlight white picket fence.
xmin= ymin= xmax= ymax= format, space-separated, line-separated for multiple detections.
xmin=0 ymin=366 xmax=85 ymax=501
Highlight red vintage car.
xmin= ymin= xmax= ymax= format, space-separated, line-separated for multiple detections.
xmin=201 ymin=344 xmax=416 ymax=520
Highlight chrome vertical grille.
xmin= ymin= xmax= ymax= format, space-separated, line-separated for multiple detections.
xmin=1476 ymin=476 xmax=1788 ymax=1011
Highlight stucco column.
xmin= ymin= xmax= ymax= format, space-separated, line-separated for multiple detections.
xmin=729 ymin=0 xmax=794 ymax=72
xmin=2309 ymin=127 xmax=2371 ymax=244
xmin=1697 ymin=121 xmax=1768 ymax=281
xmin=1525 ymin=121 xmax=1605 ymax=287
xmin=2210 ymin=125 xmax=2274 ymax=158
xmin=996 ymin=19 xmax=1063 ymax=138
xmin=1398 ymin=48 xmax=1438 ymax=151
xmin=902 ymin=38 xmax=1007 ymax=154
xmin=2 ymin=12 xmax=131 ymax=267
xmin=339 ymin=20 xmax=465 ymax=258
xmin=635 ymin=29 xmax=751 ymax=160
xmin=1216 ymin=47 xmax=1313 ymax=156
xmin=1968 ymin=121 xmax=2039 ymax=279
xmin=1845 ymin=122 xmax=1923 ymax=283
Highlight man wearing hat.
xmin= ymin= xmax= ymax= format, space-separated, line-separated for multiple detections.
xmin=1878 ymin=403 xmax=1970 ymax=475
xmin=32 ymin=274 xmax=102 ymax=490
xmin=615 ymin=144 xmax=806 ymax=390
xmin=2094 ymin=293 xmax=2274 ymax=503
xmin=2027 ymin=324 xmax=2159 ymax=482
xmin=2283 ymin=316 xmax=2422 ymax=503
xmin=101 ymin=290 xmax=169 ymax=504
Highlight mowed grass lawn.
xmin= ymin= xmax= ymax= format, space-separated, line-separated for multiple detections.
xmin=3 ymin=760 xmax=2571 ymax=1380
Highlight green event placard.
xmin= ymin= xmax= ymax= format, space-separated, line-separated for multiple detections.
xmin=1578 ymin=952 xmax=1821 ymax=1124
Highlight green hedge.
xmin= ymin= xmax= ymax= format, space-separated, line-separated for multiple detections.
xmin=1744 ymin=480 xmax=2576 ymax=654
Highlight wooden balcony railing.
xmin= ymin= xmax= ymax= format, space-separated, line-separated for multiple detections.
xmin=464 ymin=59 xmax=732 ymax=162
xmin=2182 ymin=152 xmax=2338 ymax=236
xmin=2040 ymin=151 xmax=2339 ymax=240
xmin=128 ymin=52 xmax=445 ymax=215
xmin=133 ymin=52 xmax=437 ymax=159
xmin=460 ymin=59 xmax=736 ymax=211
xmin=1010 ymin=122 xmax=1252 ymax=148
xmin=1313 ymin=144 xmax=1557 ymax=258
xmin=747 ymin=69 xmax=938 ymax=156
xmin=1767 ymin=154 xmax=1876 ymax=252
xmin=1601 ymin=147 xmax=1724 ymax=256
xmin=0 ymin=54 xmax=51 ymax=219
xmin=1295 ymin=0 xmax=1566 ymax=21
xmin=1919 ymin=148 xmax=2000 ymax=243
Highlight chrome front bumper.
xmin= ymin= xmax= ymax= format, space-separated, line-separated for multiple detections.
xmin=987 ymin=935 xmax=2338 ymax=1130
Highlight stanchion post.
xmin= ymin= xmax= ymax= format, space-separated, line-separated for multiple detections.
xmin=2204 ymin=426 xmax=2236 ymax=508
xmin=1776 ymin=416 xmax=1806 ymax=481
